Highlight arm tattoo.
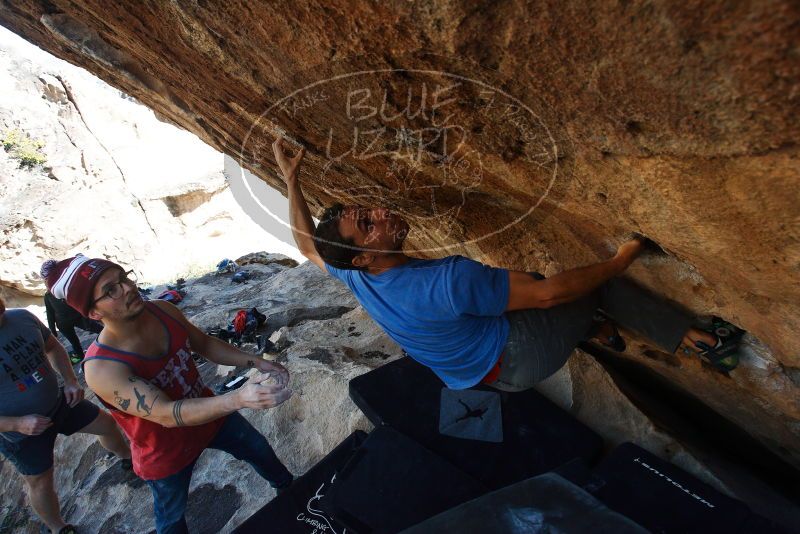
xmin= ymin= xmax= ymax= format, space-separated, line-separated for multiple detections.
xmin=246 ymin=359 xmax=256 ymax=367
xmin=134 ymin=387 xmax=158 ymax=416
xmin=172 ymin=399 xmax=186 ymax=427
xmin=113 ymin=390 xmax=131 ymax=411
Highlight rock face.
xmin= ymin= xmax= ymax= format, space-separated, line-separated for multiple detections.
xmin=3 ymin=257 xmax=794 ymax=532
xmin=0 ymin=0 xmax=798 ymax=526
xmin=0 ymin=28 xmax=301 ymax=301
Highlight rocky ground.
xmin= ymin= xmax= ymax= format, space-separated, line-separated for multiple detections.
xmin=2 ymin=252 xmax=796 ymax=532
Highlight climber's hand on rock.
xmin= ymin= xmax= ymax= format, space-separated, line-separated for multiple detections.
xmin=272 ymin=137 xmax=305 ymax=182
xmin=235 ymin=372 xmax=292 ymax=410
xmin=254 ymin=360 xmax=290 ymax=389
xmin=614 ymin=236 xmax=646 ymax=268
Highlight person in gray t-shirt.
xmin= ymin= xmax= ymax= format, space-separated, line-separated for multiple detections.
xmin=0 ymin=307 xmax=62 ymax=435
xmin=0 ymin=298 xmax=131 ymax=534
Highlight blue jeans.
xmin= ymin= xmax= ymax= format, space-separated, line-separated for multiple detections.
xmin=146 ymin=412 xmax=293 ymax=534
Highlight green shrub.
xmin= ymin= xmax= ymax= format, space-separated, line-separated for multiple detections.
xmin=2 ymin=128 xmax=47 ymax=169
xmin=1 ymin=128 xmax=21 ymax=151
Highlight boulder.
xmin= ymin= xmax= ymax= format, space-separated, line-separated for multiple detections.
xmin=0 ymin=3 xmax=796 ymax=474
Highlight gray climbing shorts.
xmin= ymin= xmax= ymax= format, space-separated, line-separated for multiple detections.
xmin=488 ymin=276 xmax=694 ymax=392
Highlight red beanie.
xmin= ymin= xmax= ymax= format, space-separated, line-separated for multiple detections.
xmin=44 ymin=254 xmax=121 ymax=317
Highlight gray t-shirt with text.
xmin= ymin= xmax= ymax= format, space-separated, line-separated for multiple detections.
xmin=0 ymin=309 xmax=60 ymax=441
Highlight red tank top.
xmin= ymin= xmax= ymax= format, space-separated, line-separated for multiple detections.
xmin=84 ymin=302 xmax=225 ymax=480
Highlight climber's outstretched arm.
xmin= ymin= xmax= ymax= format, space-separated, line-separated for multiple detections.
xmin=506 ymin=238 xmax=645 ymax=311
xmin=272 ymin=137 xmax=325 ymax=270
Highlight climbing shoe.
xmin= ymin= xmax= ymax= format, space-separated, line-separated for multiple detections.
xmin=588 ymin=314 xmax=626 ymax=352
xmin=690 ymin=317 xmax=744 ymax=372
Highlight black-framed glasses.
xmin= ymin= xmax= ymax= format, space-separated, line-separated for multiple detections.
xmin=93 ymin=269 xmax=138 ymax=304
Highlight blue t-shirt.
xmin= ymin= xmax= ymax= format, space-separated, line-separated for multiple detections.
xmin=326 ymin=256 xmax=510 ymax=389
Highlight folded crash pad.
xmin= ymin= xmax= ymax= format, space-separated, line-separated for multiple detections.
xmin=234 ymin=430 xmax=367 ymax=534
xmin=319 ymin=427 xmax=487 ymax=533
xmin=401 ymin=472 xmax=648 ymax=534
xmin=348 ymin=356 xmax=603 ymax=489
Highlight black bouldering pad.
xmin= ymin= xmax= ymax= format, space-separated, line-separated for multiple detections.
xmin=234 ymin=430 xmax=367 ymax=533
xmin=348 ymin=356 xmax=603 ymax=489
xmin=580 ymin=442 xmax=769 ymax=534
xmin=401 ymin=473 xmax=648 ymax=534
xmin=319 ymin=427 xmax=487 ymax=533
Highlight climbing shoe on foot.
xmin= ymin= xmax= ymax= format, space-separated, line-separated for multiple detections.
xmin=691 ymin=317 xmax=744 ymax=372
xmin=588 ymin=314 xmax=626 ymax=352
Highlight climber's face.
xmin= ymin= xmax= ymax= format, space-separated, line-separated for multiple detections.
xmin=338 ymin=206 xmax=409 ymax=253
xmin=88 ymin=267 xmax=145 ymax=322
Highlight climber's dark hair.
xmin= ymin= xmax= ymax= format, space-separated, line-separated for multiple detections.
xmin=313 ymin=204 xmax=365 ymax=271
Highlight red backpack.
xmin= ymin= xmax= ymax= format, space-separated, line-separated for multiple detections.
xmin=232 ymin=310 xmax=248 ymax=335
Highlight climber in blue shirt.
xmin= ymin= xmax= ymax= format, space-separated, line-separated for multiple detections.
xmin=271 ymin=138 xmax=728 ymax=390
